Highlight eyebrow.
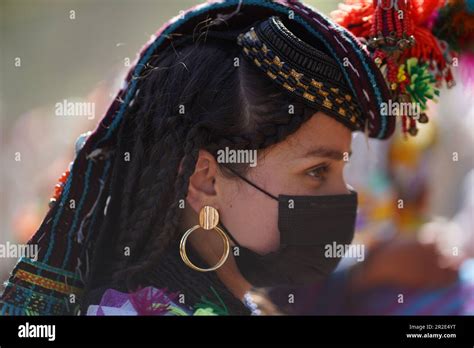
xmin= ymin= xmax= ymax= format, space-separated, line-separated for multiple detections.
xmin=302 ymin=146 xmax=352 ymax=161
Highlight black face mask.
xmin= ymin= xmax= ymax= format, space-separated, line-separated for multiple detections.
xmin=221 ymin=168 xmax=358 ymax=287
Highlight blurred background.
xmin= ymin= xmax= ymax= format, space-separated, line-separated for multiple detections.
xmin=0 ymin=0 xmax=473 ymax=284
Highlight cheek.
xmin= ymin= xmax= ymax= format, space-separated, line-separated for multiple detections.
xmin=219 ymin=184 xmax=280 ymax=255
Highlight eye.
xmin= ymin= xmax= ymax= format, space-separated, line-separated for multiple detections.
xmin=307 ymin=164 xmax=330 ymax=181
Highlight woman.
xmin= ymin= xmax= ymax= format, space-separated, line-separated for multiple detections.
xmin=0 ymin=0 xmax=451 ymax=316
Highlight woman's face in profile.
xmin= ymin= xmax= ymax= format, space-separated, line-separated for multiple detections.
xmin=186 ymin=111 xmax=353 ymax=256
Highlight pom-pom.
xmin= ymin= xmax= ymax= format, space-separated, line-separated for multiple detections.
xmin=405 ymin=58 xmax=440 ymax=111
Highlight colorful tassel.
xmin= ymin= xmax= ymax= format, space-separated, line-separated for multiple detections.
xmin=332 ymin=0 xmax=459 ymax=137
xmin=129 ymin=287 xmax=178 ymax=316
xmin=405 ymin=58 xmax=440 ymax=111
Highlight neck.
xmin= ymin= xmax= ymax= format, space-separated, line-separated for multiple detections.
xmin=215 ymin=257 xmax=253 ymax=301
xmin=188 ymin=231 xmax=253 ymax=302
xmin=180 ymin=210 xmax=253 ymax=303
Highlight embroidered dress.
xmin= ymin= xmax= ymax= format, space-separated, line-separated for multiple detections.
xmin=86 ymin=286 xmax=261 ymax=316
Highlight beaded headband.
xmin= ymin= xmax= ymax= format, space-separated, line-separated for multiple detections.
xmin=237 ymin=16 xmax=365 ymax=132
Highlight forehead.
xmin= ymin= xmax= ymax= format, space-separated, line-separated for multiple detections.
xmin=272 ymin=111 xmax=353 ymax=159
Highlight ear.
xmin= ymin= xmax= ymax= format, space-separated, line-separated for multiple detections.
xmin=186 ymin=149 xmax=219 ymax=214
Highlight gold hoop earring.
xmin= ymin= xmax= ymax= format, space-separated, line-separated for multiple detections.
xmin=180 ymin=205 xmax=230 ymax=272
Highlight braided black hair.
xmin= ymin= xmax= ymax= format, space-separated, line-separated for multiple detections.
xmin=83 ymin=29 xmax=318 ymax=315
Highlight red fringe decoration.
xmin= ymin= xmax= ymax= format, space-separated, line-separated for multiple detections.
xmin=332 ymin=0 xmax=455 ymax=137
xmin=332 ymin=0 xmax=453 ymax=85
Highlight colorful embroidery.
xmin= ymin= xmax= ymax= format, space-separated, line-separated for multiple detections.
xmin=0 ymin=258 xmax=83 ymax=315
xmin=15 ymin=269 xmax=81 ymax=295
xmin=86 ymin=286 xmax=252 ymax=316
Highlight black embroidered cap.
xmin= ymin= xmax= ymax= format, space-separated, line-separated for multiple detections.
xmin=237 ymin=16 xmax=365 ymax=133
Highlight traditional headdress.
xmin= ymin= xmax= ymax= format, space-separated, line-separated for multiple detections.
xmin=332 ymin=0 xmax=472 ymax=136
xmin=1 ymin=0 xmax=426 ymax=315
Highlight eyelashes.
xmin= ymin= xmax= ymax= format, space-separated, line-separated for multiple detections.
xmin=306 ymin=163 xmax=330 ymax=181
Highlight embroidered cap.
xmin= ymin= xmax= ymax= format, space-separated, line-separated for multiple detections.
xmin=237 ymin=15 xmax=394 ymax=138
